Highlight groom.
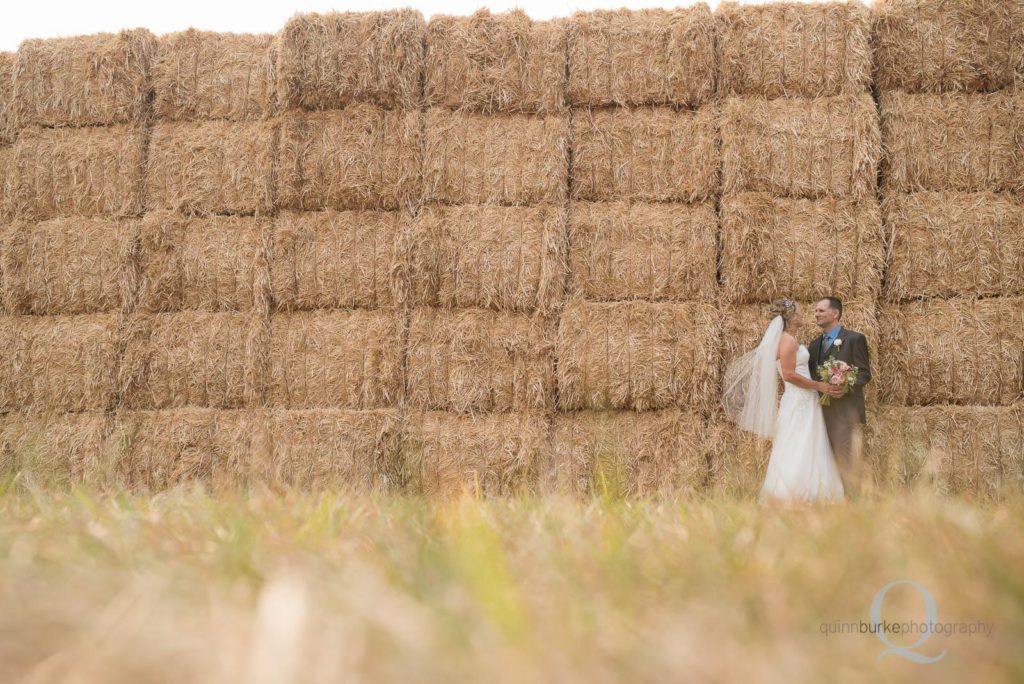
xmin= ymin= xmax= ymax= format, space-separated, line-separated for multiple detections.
xmin=808 ymin=297 xmax=871 ymax=497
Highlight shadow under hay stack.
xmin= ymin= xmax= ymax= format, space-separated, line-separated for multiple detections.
xmin=871 ymin=0 xmax=1024 ymax=500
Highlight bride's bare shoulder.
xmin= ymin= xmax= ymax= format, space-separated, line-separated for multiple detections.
xmin=776 ymin=331 xmax=798 ymax=357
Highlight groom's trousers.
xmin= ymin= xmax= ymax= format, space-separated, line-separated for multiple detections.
xmin=821 ymin=399 xmax=865 ymax=497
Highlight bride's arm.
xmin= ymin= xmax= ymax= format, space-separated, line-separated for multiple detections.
xmin=778 ymin=335 xmax=831 ymax=392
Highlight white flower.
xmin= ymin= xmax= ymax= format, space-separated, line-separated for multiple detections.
xmin=833 ymin=339 xmax=843 ymax=347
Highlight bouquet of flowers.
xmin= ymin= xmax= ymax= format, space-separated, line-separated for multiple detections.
xmin=816 ymin=359 xmax=858 ymax=406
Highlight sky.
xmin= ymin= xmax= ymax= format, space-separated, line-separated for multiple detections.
xmin=0 ymin=0 xmax=832 ymax=52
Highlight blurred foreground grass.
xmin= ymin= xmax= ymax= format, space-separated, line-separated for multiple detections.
xmin=0 ymin=477 xmax=1021 ymax=683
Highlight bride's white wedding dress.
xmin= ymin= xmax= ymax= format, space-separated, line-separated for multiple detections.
xmin=759 ymin=344 xmax=845 ymax=504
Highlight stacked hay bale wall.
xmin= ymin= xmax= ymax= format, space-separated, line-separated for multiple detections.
xmin=1 ymin=1 xmax=1022 ymax=499
xmin=712 ymin=1 xmax=884 ymax=496
xmin=0 ymin=32 xmax=155 ymax=482
xmin=266 ymin=11 xmax=425 ymax=490
xmin=872 ymin=0 xmax=1024 ymax=499
xmin=403 ymin=10 xmax=567 ymax=495
xmin=550 ymin=7 xmax=720 ymax=498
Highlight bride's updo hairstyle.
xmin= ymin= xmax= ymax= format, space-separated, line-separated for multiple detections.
xmin=769 ymin=298 xmax=797 ymax=326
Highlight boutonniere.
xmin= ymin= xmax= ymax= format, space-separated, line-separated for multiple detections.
xmin=833 ymin=339 xmax=843 ymax=348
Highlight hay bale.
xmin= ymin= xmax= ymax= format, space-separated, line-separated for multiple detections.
xmin=0 ymin=313 xmax=118 ymax=412
xmin=883 ymin=191 xmax=1024 ymax=301
xmin=11 ymin=125 xmax=145 ymax=220
xmin=405 ymin=203 xmax=565 ymax=313
xmin=872 ymin=0 xmax=1024 ymax=93
xmin=423 ymin=108 xmax=567 ymax=206
xmin=425 ymin=9 xmax=567 ymax=114
xmin=0 ymin=52 xmax=15 ymax=144
xmin=0 ymin=222 xmax=18 ymax=312
xmin=135 ymin=211 xmax=270 ymax=313
xmin=721 ymin=297 xmax=879 ymax=365
xmin=547 ymin=409 xmax=712 ymax=497
xmin=706 ymin=416 xmax=771 ymax=498
xmin=145 ymin=118 xmax=277 ymax=215
xmin=571 ymin=105 xmax=718 ymax=203
xmin=265 ymin=409 xmax=402 ymax=490
xmin=14 ymin=29 xmax=154 ymax=128
xmin=277 ymin=10 xmax=425 ymax=111
xmin=556 ymin=299 xmax=720 ymax=413
xmin=278 ymin=106 xmax=421 ymax=212
xmin=0 ymin=411 xmax=117 ymax=486
xmin=153 ymin=30 xmax=277 ymax=122
xmin=111 ymin=408 xmax=269 ymax=490
xmin=878 ymin=296 xmax=1024 ymax=406
xmin=0 ymin=145 xmax=13 ymax=220
xmin=401 ymin=410 xmax=547 ymax=495
xmin=406 ymin=307 xmax=553 ymax=413
xmin=716 ymin=1 xmax=872 ymax=98
xmin=3 ymin=216 xmax=136 ymax=314
xmin=566 ymin=7 xmax=715 ymax=108
xmin=119 ymin=311 xmax=269 ymax=409
xmin=271 ymin=209 xmax=405 ymax=311
xmin=721 ymin=94 xmax=879 ymax=200
xmin=719 ymin=192 xmax=884 ymax=304
xmin=867 ymin=404 xmax=1024 ymax=499
xmin=269 ymin=310 xmax=403 ymax=409
xmin=879 ymin=91 xmax=1023 ymax=194
xmin=567 ymin=200 xmax=717 ymax=302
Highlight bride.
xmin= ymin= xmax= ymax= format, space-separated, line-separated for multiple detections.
xmin=722 ymin=299 xmax=846 ymax=504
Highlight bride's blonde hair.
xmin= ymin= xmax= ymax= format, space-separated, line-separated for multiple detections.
xmin=769 ymin=298 xmax=798 ymax=328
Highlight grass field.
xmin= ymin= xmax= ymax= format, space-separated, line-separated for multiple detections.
xmin=0 ymin=477 xmax=1021 ymax=683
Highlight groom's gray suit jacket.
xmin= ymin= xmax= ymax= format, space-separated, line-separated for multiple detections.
xmin=807 ymin=327 xmax=871 ymax=424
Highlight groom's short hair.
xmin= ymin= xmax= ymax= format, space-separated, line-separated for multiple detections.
xmin=824 ymin=296 xmax=843 ymax=319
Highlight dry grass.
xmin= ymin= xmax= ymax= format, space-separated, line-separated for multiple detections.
xmin=570 ymin=105 xmax=718 ymax=203
xmin=11 ymin=124 xmax=145 ymax=219
xmin=566 ymin=7 xmax=715 ymax=108
xmin=567 ymin=200 xmax=717 ymax=302
xmin=13 ymin=29 xmax=154 ymax=128
xmin=406 ymin=307 xmax=553 ymax=413
xmin=278 ymin=106 xmax=421 ymax=212
xmin=0 ymin=313 xmax=118 ymax=412
xmin=0 ymin=52 xmax=15 ymax=144
xmin=882 ymin=191 xmax=1024 ymax=301
xmin=716 ymin=1 xmax=872 ymax=98
xmin=265 ymin=409 xmax=402 ymax=491
xmin=277 ymin=10 xmax=425 ymax=111
xmin=135 ymin=211 xmax=271 ymax=313
xmin=721 ymin=93 xmax=879 ymax=200
xmin=872 ymin=0 xmax=1024 ymax=93
xmin=556 ymin=299 xmax=720 ymax=414
xmin=405 ymin=203 xmax=565 ymax=314
xmin=879 ymin=91 xmax=1023 ymax=194
xmin=153 ymin=30 xmax=277 ymax=121
xmin=548 ymin=409 xmax=712 ymax=497
xmin=719 ymin=192 xmax=885 ymax=304
xmin=401 ymin=410 xmax=548 ymax=495
xmin=145 ymin=118 xmax=278 ymax=215
xmin=119 ymin=312 xmax=269 ymax=410
xmin=867 ymin=403 xmax=1024 ymax=499
xmin=269 ymin=310 xmax=403 ymax=409
xmin=423 ymin=108 xmax=567 ymax=206
xmin=425 ymin=9 xmax=567 ymax=114
xmin=2 ymin=216 xmax=135 ymax=314
xmin=271 ymin=209 xmax=406 ymax=311
xmin=878 ymin=296 xmax=1024 ymax=406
